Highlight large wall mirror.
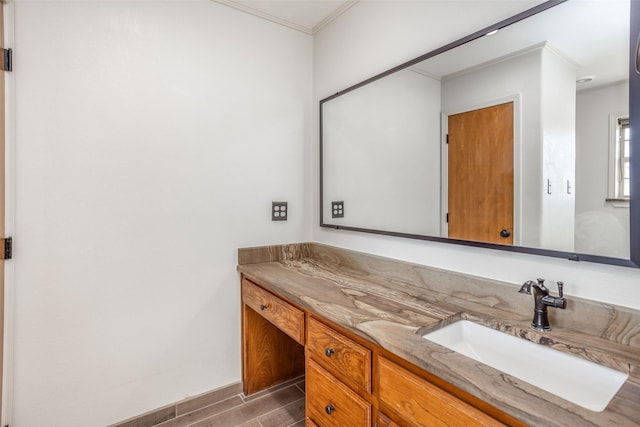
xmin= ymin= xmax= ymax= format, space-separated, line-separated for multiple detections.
xmin=321 ymin=0 xmax=640 ymax=267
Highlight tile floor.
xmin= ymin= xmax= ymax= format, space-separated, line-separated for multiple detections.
xmin=115 ymin=377 xmax=305 ymax=427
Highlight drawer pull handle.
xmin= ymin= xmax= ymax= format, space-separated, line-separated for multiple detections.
xmin=325 ymin=404 xmax=335 ymax=415
xmin=259 ymin=304 xmax=268 ymax=311
xmin=325 ymin=348 xmax=335 ymax=357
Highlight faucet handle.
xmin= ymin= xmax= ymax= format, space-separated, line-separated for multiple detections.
xmin=557 ymin=281 xmax=564 ymax=298
xmin=536 ymin=278 xmax=548 ymax=291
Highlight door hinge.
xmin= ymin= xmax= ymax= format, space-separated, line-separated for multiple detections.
xmin=3 ymin=48 xmax=12 ymax=72
xmin=3 ymin=237 xmax=12 ymax=260
xmin=446 ymin=134 xmax=449 ymax=144
xmin=446 ymin=213 xmax=449 ymax=223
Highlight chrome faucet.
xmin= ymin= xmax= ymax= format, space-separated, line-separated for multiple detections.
xmin=518 ymin=278 xmax=566 ymax=331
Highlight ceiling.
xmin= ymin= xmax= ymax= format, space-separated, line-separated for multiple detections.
xmin=411 ymin=0 xmax=629 ymax=90
xmin=212 ymin=0 xmax=358 ymax=34
xmin=213 ymin=0 xmax=628 ymax=90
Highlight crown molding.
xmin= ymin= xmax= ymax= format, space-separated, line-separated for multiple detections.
xmin=211 ymin=0 xmax=358 ymax=35
xmin=312 ymin=0 xmax=358 ymax=34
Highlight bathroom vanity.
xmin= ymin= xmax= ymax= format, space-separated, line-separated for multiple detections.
xmin=238 ymin=243 xmax=640 ymax=426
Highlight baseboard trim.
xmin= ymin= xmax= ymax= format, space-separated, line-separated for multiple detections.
xmin=110 ymin=381 xmax=243 ymax=427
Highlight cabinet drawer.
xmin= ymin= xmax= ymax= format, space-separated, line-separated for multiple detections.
xmin=242 ymin=278 xmax=304 ymax=344
xmin=378 ymin=357 xmax=505 ymax=427
xmin=307 ymin=359 xmax=371 ymax=427
xmin=307 ymin=317 xmax=371 ymax=393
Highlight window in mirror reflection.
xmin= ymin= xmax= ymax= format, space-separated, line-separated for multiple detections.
xmin=608 ymin=116 xmax=631 ymax=201
xmin=618 ymin=118 xmax=630 ymax=198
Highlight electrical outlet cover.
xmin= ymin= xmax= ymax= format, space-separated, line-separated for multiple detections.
xmin=332 ymin=201 xmax=344 ymax=218
xmin=272 ymin=202 xmax=288 ymax=221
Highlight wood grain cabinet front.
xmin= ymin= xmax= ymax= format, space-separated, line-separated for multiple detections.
xmin=306 ymin=359 xmax=371 ymax=427
xmin=307 ymin=317 xmax=372 ymax=394
xmin=240 ymin=277 xmax=516 ymax=426
xmin=305 ymin=417 xmax=319 ymax=427
xmin=241 ymin=277 xmax=305 ymax=396
xmin=241 ymin=278 xmax=304 ymax=344
xmin=378 ymin=356 xmax=505 ymax=427
xmin=377 ymin=412 xmax=402 ymax=427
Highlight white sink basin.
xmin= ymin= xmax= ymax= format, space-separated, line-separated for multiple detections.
xmin=423 ymin=320 xmax=628 ymax=412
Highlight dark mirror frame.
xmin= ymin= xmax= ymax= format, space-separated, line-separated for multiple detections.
xmin=320 ymin=0 xmax=640 ymax=268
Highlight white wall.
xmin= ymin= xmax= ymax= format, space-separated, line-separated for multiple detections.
xmin=11 ymin=1 xmax=311 ymax=426
xmin=7 ymin=1 xmax=639 ymax=426
xmin=575 ymin=81 xmax=630 ymax=258
xmin=323 ymin=69 xmax=441 ymax=235
xmin=540 ymin=47 xmax=576 ymax=251
xmin=313 ymin=1 xmax=640 ymax=310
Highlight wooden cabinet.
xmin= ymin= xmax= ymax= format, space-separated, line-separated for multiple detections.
xmin=377 ymin=412 xmax=402 ymax=427
xmin=242 ymin=277 xmax=304 ymax=344
xmin=241 ymin=275 xmax=519 ymax=426
xmin=306 ymin=359 xmax=371 ymax=427
xmin=307 ymin=317 xmax=371 ymax=394
xmin=241 ymin=278 xmax=305 ymax=395
xmin=306 ymin=317 xmax=372 ymax=426
xmin=378 ymin=356 xmax=505 ymax=427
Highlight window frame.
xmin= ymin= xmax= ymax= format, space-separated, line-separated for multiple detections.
xmin=607 ymin=114 xmax=631 ymax=205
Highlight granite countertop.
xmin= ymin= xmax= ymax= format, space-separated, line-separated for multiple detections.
xmin=237 ymin=244 xmax=640 ymax=426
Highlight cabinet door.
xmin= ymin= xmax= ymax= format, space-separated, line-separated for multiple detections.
xmin=307 ymin=317 xmax=371 ymax=393
xmin=307 ymin=359 xmax=371 ymax=427
xmin=378 ymin=357 xmax=505 ymax=427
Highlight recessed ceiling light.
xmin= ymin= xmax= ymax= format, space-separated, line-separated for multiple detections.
xmin=576 ymin=76 xmax=595 ymax=84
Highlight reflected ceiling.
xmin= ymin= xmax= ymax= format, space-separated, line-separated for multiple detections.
xmin=412 ymin=0 xmax=628 ymax=90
